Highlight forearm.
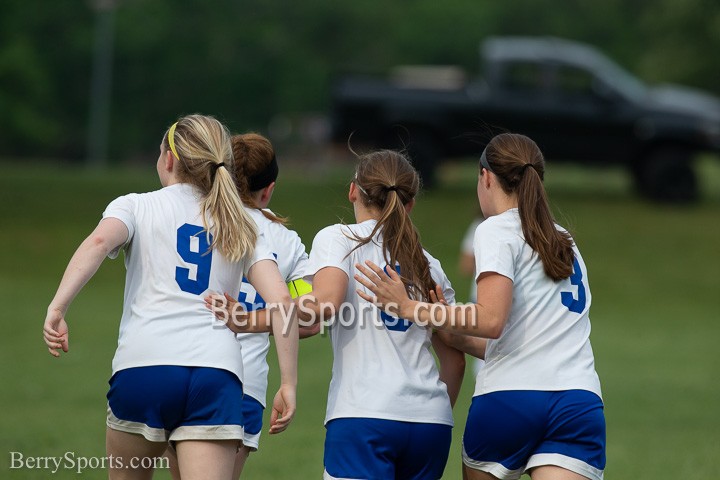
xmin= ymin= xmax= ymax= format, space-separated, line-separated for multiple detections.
xmin=226 ymin=308 xmax=271 ymax=334
xmin=399 ymin=300 xmax=503 ymax=338
xmin=432 ymin=333 xmax=465 ymax=407
xmin=436 ymin=329 xmax=487 ymax=359
xmin=48 ymin=236 xmax=113 ymax=313
xmin=270 ymin=300 xmax=298 ymax=387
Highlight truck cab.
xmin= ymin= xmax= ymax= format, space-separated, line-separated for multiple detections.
xmin=330 ymin=36 xmax=720 ymax=201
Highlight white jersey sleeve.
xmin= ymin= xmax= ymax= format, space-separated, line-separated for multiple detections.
xmin=473 ymin=218 xmax=515 ymax=282
xmin=426 ymin=250 xmax=456 ymax=307
xmin=102 ymin=194 xmax=138 ymax=259
xmin=303 ymin=224 xmax=353 ymax=282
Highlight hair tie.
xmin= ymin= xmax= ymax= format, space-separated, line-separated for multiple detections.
xmin=386 ymin=185 xmax=399 ymax=192
xmin=522 ymin=163 xmax=535 ymax=172
xmin=168 ymin=122 xmax=180 ymax=160
xmin=212 ymin=162 xmax=226 ymax=172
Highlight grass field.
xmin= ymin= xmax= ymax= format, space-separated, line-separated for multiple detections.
xmin=1 ymin=155 xmax=719 ymax=479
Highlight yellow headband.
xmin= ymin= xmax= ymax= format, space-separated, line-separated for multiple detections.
xmin=168 ymin=122 xmax=180 ymax=160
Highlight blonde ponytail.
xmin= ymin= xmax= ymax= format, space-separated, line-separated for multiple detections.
xmin=165 ymin=114 xmax=257 ymax=262
xmin=202 ymin=166 xmax=257 ymax=262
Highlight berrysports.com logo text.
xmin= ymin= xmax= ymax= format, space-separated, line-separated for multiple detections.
xmin=208 ymin=294 xmax=481 ymax=336
xmin=8 ymin=451 xmax=168 ymax=474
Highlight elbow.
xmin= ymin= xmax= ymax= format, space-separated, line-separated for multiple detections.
xmin=266 ymin=289 xmax=293 ymax=310
xmin=276 ymin=292 xmax=293 ymax=309
xmin=88 ymin=233 xmax=115 ymax=256
xmin=484 ymin=314 xmax=506 ymax=339
xmin=485 ymin=328 xmax=502 ymax=340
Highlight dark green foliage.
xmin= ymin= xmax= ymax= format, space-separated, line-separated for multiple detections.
xmin=2 ymin=1 xmax=720 ymax=161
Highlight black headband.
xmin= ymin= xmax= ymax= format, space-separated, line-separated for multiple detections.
xmin=479 ymin=147 xmax=494 ymax=173
xmin=248 ymin=155 xmax=279 ymax=191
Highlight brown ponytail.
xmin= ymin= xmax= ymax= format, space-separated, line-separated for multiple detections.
xmin=350 ymin=150 xmax=435 ymax=301
xmin=483 ymin=133 xmax=574 ymax=281
xmin=230 ymin=133 xmax=287 ymax=225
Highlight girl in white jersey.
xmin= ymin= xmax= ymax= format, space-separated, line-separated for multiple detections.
xmin=167 ymin=132 xmax=310 ymax=479
xmin=42 ymin=114 xmax=299 ymax=480
xmin=356 ymin=133 xmax=606 ymax=480
xmin=300 ymin=150 xmax=465 ymax=480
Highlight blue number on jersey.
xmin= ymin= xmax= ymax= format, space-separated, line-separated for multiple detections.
xmin=380 ymin=264 xmax=412 ymax=332
xmin=175 ymin=223 xmax=213 ymax=295
xmin=238 ymin=276 xmax=267 ymax=311
xmin=561 ymin=257 xmax=587 ymax=313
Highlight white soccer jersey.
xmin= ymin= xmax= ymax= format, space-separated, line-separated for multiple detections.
xmin=235 ymin=208 xmax=308 ymax=407
xmin=305 ymin=220 xmax=455 ymax=427
xmin=472 ymin=208 xmax=602 ymax=398
xmin=102 ymin=183 xmax=274 ymax=383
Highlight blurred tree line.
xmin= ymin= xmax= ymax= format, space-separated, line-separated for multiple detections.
xmin=2 ymin=0 xmax=720 ymax=162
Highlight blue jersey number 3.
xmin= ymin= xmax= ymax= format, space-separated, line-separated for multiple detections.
xmin=175 ymin=223 xmax=213 ymax=295
xmin=561 ymin=257 xmax=586 ymax=313
xmin=380 ymin=264 xmax=412 ymax=332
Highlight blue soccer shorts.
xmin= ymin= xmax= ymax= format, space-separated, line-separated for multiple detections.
xmin=106 ymin=365 xmax=245 ymax=443
xmin=241 ymin=394 xmax=264 ymax=450
xmin=462 ymin=389 xmax=606 ymax=480
xmin=323 ymin=417 xmax=452 ymax=480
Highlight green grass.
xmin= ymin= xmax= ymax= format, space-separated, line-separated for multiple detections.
xmin=1 ymin=156 xmax=719 ymax=479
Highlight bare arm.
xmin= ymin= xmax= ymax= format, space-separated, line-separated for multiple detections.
xmin=435 ymin=329 xmax=487 ymax=360
xmin=355 ymin=261 xmax=512 ymax=338
xmin=205 ymin=279 xmax=319 ymax=338
xmin=43 ymin=218 xmax=129 ymax=357
xmin=431 ymin=332 xmax=465 ymax=407
xmin=205 ymin=293 xmax=272 ymax=334
xmin=296 ymin=266 xmax=348 ymax=325
xmin=246 ymin=260 xmax=299 ymax=434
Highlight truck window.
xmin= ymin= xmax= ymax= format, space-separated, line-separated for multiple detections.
xmin=502 ymin=62 xmax=546 ymax=93
xmin=554 ymin=65 xmax=595 ymax=97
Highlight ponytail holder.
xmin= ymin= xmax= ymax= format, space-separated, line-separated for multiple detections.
xmin=386 ymin=185 xmax=399 ymax=192
xmin=168 ymin=122 xmax=180 ymax=161
xmin=212 ymin=162 xmax=226 ymax=172
xmin=522 ymin=163 xmax=535 ymax=172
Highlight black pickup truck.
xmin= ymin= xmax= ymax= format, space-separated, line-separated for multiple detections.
xmin=330 ymin=36 xmax=720 ymax=201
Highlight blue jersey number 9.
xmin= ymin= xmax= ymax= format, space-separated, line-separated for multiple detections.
xmin=561 ymin=257 xmax=586 ymax=314
xmin=175 ymin=223 xmax=213 ymax=295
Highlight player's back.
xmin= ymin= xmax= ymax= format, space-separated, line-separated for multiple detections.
xmin=309 ymin=220 xmax=454 ymax=427
xmin=473 ymin=208 xmax=601 ymax=398
xmin=104 ymin=183 xmax=249 ymax=381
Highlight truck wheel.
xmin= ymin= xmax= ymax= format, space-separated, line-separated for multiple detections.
xmin=634 ymin=148 xmax=698 ymax=202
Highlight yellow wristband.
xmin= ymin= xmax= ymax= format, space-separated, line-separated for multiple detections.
xmin=287 ymin=279 xmax=312 ymax=298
